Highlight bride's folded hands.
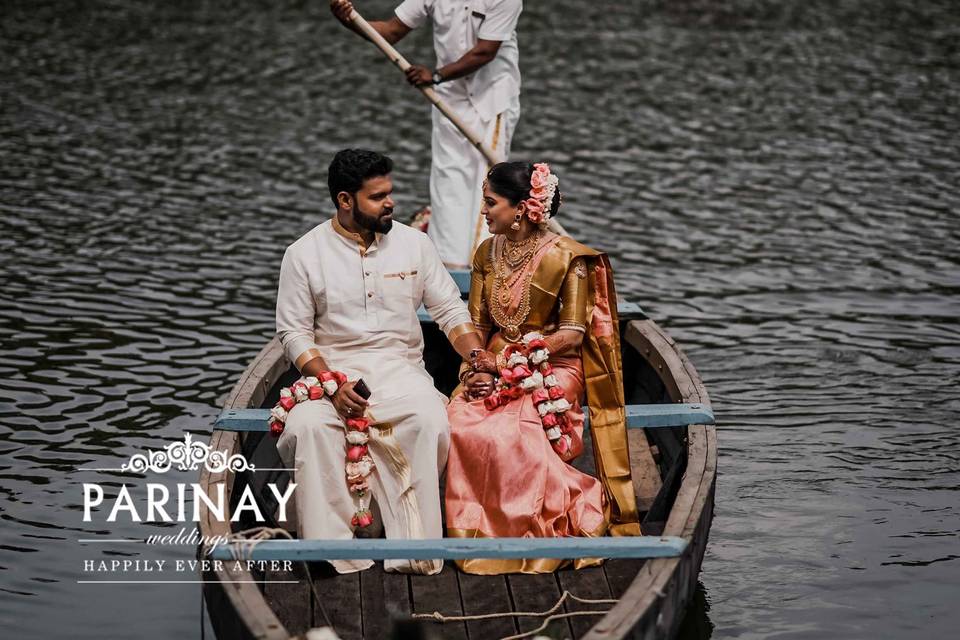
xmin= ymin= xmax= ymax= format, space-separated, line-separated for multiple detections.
xmin=469 ymin=348 xmax=499 ymax=374
xmin=464 ymin=371 xmax=495 ymax=400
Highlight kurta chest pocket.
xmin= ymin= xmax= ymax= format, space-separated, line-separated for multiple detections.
xmin=382 ymin=270 xmax=419 ymax=304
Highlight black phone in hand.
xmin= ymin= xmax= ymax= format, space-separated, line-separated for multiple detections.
xmin=353 ymin=378 xmax=372 ymax=400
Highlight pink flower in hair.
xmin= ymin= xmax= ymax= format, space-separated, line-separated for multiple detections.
xmin=530 ymin=171 xmax=548 ymax=189
xmin=533 ymin=163 xmax=551 ymax=178
xmin=524 ymin=197 xmax=545 ymax=223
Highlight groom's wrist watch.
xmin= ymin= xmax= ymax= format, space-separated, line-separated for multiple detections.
xmin=431 ymin=69 xmax=444 ymax=85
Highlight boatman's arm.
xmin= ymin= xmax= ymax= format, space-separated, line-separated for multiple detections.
xmin=330 ymin=0 xmax=412 ymax=45
xmin=403 ymin=0 xmax=522 ymax=87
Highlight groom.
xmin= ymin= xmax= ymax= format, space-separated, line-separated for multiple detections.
xmin=275 ymin=149 xmax=486 ymax=574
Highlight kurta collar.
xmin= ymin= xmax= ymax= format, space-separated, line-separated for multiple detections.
xmin=332 ymin=215 xmax=379 ymax=254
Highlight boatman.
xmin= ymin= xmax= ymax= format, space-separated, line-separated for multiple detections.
xmin=275 ymin=149 xmax=490 ymax=574
xmin=331 ymin=0 xmax=523 ymax=269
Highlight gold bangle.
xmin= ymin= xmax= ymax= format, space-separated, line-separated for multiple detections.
xmin=294 ymin=348 xmax=324 ymax=371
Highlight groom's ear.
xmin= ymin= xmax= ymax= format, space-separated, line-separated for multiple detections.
xmin=336 ymin=191 xmax=353 ymax=210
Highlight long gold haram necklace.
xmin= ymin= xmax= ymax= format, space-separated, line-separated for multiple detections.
xmin=490 ymin=232 xmax=542 ymax=341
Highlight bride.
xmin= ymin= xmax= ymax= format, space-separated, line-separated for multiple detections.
xmin=445 ymin=162 xmax=641 ymax=575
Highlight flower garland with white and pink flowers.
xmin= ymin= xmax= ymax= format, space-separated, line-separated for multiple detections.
xmin=482 ymin=332 xmax=576 ymax=457
xmin=268 ymin=371 xmax=375 ymax=530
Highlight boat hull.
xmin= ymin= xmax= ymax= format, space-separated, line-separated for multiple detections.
xmin=200 ymin=317 xmax=716 ymax=640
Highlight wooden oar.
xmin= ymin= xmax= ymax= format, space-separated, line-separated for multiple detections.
xmin=346 ymin=7 xmax=503 ymax=166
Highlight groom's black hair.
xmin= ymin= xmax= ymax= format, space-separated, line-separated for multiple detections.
xmin=328 ymin=149 xmax=394 ymax=206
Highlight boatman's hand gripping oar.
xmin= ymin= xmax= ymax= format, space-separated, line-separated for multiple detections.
xmin=329 ymin=0 xmax=503 ymax=166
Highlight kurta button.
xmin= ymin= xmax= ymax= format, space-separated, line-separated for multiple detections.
xmin=367 ymin=292 xmax=373 ymax=298
xmin=365 ymin=271 xmax=370 ymax=276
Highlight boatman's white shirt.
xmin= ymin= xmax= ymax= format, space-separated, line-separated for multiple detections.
xmin=395 ymin=0 xmax=522 ymax=121
xmin=276 ymin=218 xmax=473 ymax=392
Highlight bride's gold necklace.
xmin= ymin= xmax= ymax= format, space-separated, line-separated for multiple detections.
xmin=490 ymin=231 xmax=543 ymax=341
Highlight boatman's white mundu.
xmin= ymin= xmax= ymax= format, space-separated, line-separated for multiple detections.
xmin=275 ymin=218 xmax=472 ymax=574
xmin=395 ymin=0 xmax=523 ymax=267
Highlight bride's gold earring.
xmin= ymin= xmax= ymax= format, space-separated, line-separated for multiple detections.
xmin=510 ymin=213 xmax=522 ymax=231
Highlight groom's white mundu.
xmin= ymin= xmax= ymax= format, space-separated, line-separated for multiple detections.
xmin=275 ymin=152 xmax=474 ymax=575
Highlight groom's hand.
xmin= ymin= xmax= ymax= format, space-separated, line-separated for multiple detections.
xmin=332 ymin=380 xmax=369 ymax=418
xmin=464 ymin=372 xmax=495 ymax=400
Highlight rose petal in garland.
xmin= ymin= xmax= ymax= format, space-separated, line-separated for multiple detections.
xmin=346 ymin=444 xmax=368 ymax=462
xmin=351 ymin=509 xmax=373 ymax=528
xmin=484 ymin=394 xmax=503 ymax=411
xmin=531 ymin=388 xmax=550 ymax=405
xmin=346 ymin=417 xmax=370 ymax=431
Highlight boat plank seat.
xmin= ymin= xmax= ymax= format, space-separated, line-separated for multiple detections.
xmin=208 ymin=536 xmax=687 ymax=562
xmin=214 ymin=403 xmax=715 ymax=432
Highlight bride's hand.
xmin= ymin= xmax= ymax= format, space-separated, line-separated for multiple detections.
xmin=470 ymin=349 xmax=498 ymax=374
xmin=464 ymin=372 xmax=495 ymax=400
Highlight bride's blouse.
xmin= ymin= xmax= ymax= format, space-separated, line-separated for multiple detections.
xmin=468 ymin=233 xmax=595 ymax=342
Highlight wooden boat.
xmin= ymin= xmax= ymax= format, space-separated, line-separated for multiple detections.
xmin=199 ymin=281 xmax=716 ymax=640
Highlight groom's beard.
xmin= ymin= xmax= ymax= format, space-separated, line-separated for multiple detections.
xmin=353 ymin=200 xmax=393 ymax=234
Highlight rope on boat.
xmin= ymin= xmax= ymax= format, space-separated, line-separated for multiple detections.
xmin=219 ymin=526 xmax=295 ymax=561
xmin=412 ymin=589 xmax=619 ymax=640
xmin=214 ymin=529 xmax=623 ymax=640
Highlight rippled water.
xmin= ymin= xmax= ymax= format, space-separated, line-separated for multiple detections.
xmin=2 ymin=0 xmax=958 ymax=638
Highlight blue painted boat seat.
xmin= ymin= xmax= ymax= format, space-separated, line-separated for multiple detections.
xmin=214 ymin=403 xmax=714 ymax=432
xmin=206 ymin=535 xmax=688 ymax=562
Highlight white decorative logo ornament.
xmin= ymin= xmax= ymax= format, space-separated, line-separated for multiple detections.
xmin=119 ymin=433 xmax=255 ymax=474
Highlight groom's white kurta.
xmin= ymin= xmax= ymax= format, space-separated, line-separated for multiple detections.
xmin=275 ymin=218 xmax=472 ymax=574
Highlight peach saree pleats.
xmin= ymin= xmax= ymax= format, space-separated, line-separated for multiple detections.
xmin=445 ymin=355 xmax=607 ymax=574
